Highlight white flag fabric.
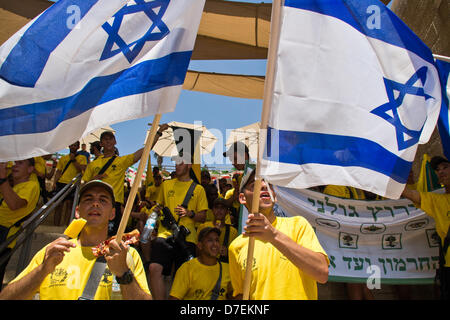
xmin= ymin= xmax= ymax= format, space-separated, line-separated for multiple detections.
xmin=260 ymin=0 xmax=442 ymax=199
xmin=0 ymin=0 xmax=205 ymax=161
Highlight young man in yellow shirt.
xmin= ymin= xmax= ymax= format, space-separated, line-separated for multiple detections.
xmin=0 ymin=158 xmax=40 ymax=288
xmin=228 ymin=169 xmax=329 ymax=300
xmin=169 ymin=227 xmax=232 ymax=300
xmin=148 ymin=153 xmax=208 ymax=300
xmin=145 ymin=173 xmax=163 ymax=206
xmin=82 ymin=131 xmax=143 ymax=236
xmin=402 ymin=155 xmax=450 ymax=299
xmin=0 ymin=180 xmax=151 ymax=300
xmin=198 ymin=198 xmax=238 ymax=263
xmin=53 ymin=141 xmax=87 ymax=226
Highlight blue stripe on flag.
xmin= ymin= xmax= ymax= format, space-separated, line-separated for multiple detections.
xmin=284 ymin=0 xmax=434 ymax=65
xmin=0 ymin=0 xmax=99 ymax=87
xmin=0 ymin=51 xmax=191 ymax=136
xmin=436 ymin=59 xmax=450 ymax=160
xmin=265 ymin=127 xmax=411 ymax=184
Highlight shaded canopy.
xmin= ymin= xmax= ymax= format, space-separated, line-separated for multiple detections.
xmin=183 ymin=70 xmax=264 ymax=99
xmin=0 ymin=0 xmax=272 ymax=60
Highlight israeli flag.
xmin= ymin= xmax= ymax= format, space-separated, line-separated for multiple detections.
xmin=260 ymin=0 xmax=442 ymax=199
xmin=436 ymin=59 xmax=450 ymax=160
xmin=0 ymin=0 xmax=205 ymax=161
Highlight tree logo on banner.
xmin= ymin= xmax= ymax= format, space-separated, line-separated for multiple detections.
xmin=382 ymin=233 xmax=402 ymax=250
xmin=339 ymin=232 xmax=359 ymax=249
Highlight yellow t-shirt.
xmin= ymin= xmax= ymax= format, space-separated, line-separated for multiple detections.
xmin=156 ymin=179 xmax=208 ymax=244
xmin=11 ymin=239 xmax=150 ymax=300
xmin=228 ymin=216 xmax=328 ymax=300
xmin=145 ymin=184 xmax=161 ymax=202
xmin=420 ymin=192 xmax=450 ymax=267
xmin=222 ymin=174 xmax=243 ymax=211
xmin=323 ymin=185 xmax=366 ymax=200
xmin=0 ymin=179 xmax=40 ymax=229
xmin=205 ymin=208 xmax=232 ymax=225
xmin=57 ymin=154 xmax=87 ymax=184
xmin=170 ymin=258 xmax=231 ymax=300
xmin=82 ymin=154 xmax=134 ymax=204
xmin=34 ymin=156 xmax=46 ymax=177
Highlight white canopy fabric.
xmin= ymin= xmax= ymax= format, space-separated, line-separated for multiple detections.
xmin=152 ymin=121 xmax=218 ymax=157
xmin=226 ymin=122 xmax=260 ymax=159
xmin=79 ymin=126 xmax=115 ymax=145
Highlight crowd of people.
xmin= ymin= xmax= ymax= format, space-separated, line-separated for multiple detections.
xmin=0 ymin=125 xmax=448 ymax=300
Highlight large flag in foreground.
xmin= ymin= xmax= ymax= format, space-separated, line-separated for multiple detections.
xmin=436 ymin=59 xmax=450 ymax=160
xmin=0 ymin=0 xmax=205 ymax=161
xmin=260 ymin=0 xmax=442 ymax=199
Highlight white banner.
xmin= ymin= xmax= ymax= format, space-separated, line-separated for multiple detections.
xmin=273 ymin=186 xmax=440 ymax=284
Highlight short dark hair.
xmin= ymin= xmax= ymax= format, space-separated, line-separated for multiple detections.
xmin=90 ymin=141 xmax=101 ymax=154
xmin=201 ymin=170 xmax=211 ymax=178
xmin=213 ymin=197 xmax=229 ymax=208
xmin=240 ymin=169 xmax=256 ymax=192
xmin=430 ymin=156 xmax=450 ymax=171
xmin=100 ymin=131 xmax=115 ymax=140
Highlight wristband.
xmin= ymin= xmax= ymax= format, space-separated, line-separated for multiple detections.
xmin=116 ymin=269 xmax=134 ymax=285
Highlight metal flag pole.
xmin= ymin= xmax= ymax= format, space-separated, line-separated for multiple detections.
xmin=115 ymin=114 xmax=162 ymax=242
xmin=242 ymin=0 xmax=283 ymax=300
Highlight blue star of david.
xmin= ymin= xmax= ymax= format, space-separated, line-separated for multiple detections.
xmin=100 ymin=0 xmax=170 ymax=63
xmin=371 ymin=66 xmax=434 ymax=151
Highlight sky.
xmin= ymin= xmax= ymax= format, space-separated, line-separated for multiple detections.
xmin=73 ymin=0 xmax=269 ymax=171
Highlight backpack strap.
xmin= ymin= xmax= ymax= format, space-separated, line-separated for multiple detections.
xmin=219 ymin=225 xmax=231 ymax=263
xmin=175 ymin=181 xmax=197 ymax=224
xmin=223 ymin=224 xmax=230 ymax=247
xmin=181 ymin=181 xmax=197 ymax=209
xmin=210 ymin=261 xmax=222 ymax=300
xmin=78 ymin=255 xmax=108 ymax=300
xmin=61 ymin=159 xmax=73 ymax=176
xmin=345 ymin=186 xmax=355 ymax=199
xmin=98 ymin=156 xmax=117 ymax=176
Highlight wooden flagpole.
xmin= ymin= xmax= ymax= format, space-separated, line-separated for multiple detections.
xmin=242 ymin=0 xmax=283 ymax=300
xmin=116 ymin=114 xmax=162 ymax=242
